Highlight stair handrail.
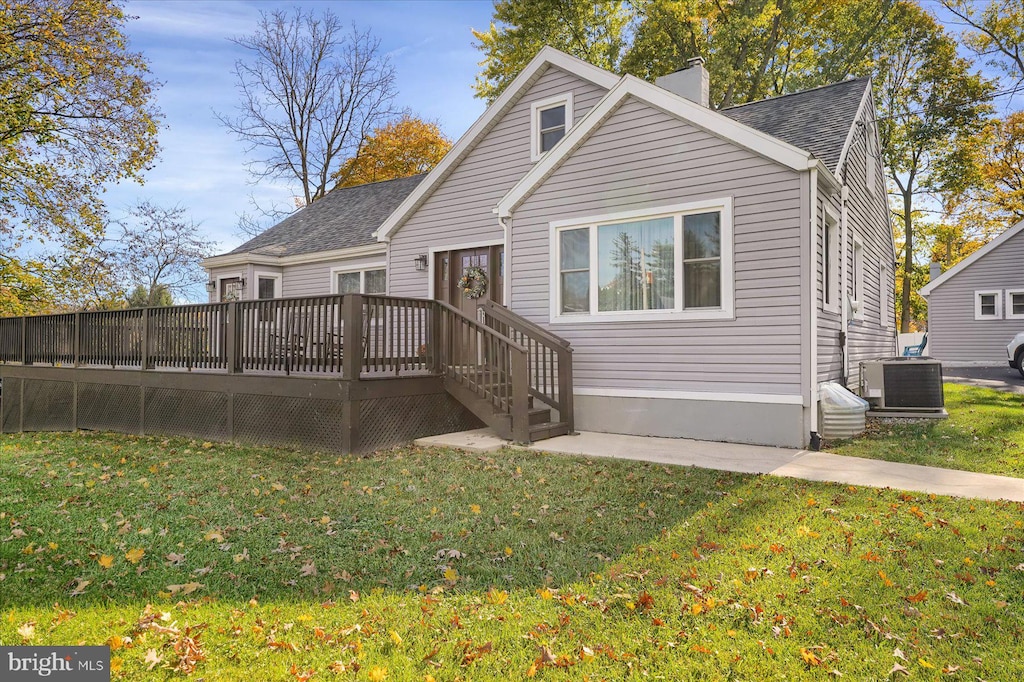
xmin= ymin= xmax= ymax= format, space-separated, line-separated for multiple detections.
xmin=479 ymin=301 xmax=574 ymax=435
xmin=433 ymin=300 xmax=531 ymax=441
xmin=479 ymin=300 xmax=572 ymax=349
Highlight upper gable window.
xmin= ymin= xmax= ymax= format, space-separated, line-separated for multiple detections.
xmin=531 ymin=93 xmax=573 ymax=162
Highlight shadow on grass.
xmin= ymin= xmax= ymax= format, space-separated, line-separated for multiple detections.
xmin=0 ymin=431 xmax=747 ymax=609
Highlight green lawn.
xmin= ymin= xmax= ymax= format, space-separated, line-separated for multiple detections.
xmin=2 ymin=431 xmax=1023 ymax=680
xmin=827 ymin=384 xmax=1024 ymax=478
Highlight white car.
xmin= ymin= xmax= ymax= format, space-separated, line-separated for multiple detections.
xmin=1009 ymin=332 xmax=1024 ymax=379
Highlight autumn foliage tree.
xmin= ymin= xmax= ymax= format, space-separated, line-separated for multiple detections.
xmin=0 ymin=0 xmax=161 ymax=316
xmin=333 ymin=115 xmax=452 ymax=188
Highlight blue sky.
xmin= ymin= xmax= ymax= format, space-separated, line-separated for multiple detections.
xmin=110 ymin=0 xmax=495 ymax=255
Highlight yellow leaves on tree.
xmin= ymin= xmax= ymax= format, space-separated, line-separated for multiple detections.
xmin=333 ymin=115 xmax=451 ymax=188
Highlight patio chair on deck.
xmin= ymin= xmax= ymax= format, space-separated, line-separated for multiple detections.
xmin=902 ymin=333 xmax=927 ymax=357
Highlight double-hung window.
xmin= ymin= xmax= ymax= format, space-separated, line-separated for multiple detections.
xmin=823 ymin=209 xmax=840 ymax=313
xmin=552 ymin=199 xmax=733 ymax=322
xmin=1007 ymin=290 xmax=1024 ymax=320
xmin=531 ymin=93 xmax=573 ymax=161
xmin=975 ymin=290 xmax=1002 ymax=320
xmin=333 ymin=267 xmax=386 ymax=295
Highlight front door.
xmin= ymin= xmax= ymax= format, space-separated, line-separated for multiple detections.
xmin=435 ymin=245 xmax=504 ymax=366
xmin=434 ymin=245 xmax=504 ymax=314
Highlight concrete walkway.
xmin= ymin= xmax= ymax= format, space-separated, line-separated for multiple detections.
xmin=415 ymin=428 xmax=1024 ymax=503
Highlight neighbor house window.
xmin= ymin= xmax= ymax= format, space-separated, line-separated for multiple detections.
xmin=851 ymin=234 xmax=865 ymax=319
xmin=823 ymin=209 xmax=840 ymax=313
xmin=551 ymin=199 xmax=733 ymax=322
xmin=531 ymin=93 xmax=573 ymax=161
xmin=975 ymin=290 xmax=1002 ymax=320
xmin=1007 ymin=290 xmax=1024 ymax=320
xmin=332 ymin=267 xmax=386 ymax=295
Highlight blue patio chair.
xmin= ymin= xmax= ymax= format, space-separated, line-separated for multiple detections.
xmin=902 ymin=333 xmax=927 ymax=357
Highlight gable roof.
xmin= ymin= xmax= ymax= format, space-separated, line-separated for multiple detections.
xmin=498 ymin=75 xmax=835 ymax=218
xmin=721 ymin=78 xmax=871 ymax=174
xmin=224 ymin=174 xmax=424 ymax=259
xmin=375 ymin=47 xmax=620 ymax=242
xmin=919 ymin=219 xmax=1024 ymax=296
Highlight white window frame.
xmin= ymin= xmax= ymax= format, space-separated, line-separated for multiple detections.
xmin=548 ymin=198 xmax=734 ymax=324
xmin=823 ymin=205 xmax=840 ymax=314
xmin=329 ymin=263 xmax=387 ymax=295
xmin=974 ymin=290 xmax=1003 ymax=320
xmin=851 ymin=233 xmax=865 ymax=320
xmin=1006 ymin=289 xmax=1024 ymax=320
xmin=530 ymin=92 xmax=573 ymax=162
xmin=252 ymin=271 xmax=282 ymax=300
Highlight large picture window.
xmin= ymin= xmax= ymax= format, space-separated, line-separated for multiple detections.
xmin=551 ymin=200 xmax=733 ymax=322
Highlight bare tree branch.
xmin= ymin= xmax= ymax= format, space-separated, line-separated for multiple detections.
xmin=216 ymin=8 xmax=397 ymax=219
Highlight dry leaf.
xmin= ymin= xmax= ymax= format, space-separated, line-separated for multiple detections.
xmin=70 ymin=578 xmax=91 ymax=596
xmin=98 ymin=554 xmax=115 ymax=569
xmin=144 ymin=648 xmax=162 ymax=671
xmin=125 ymin=548 xmax=145 ymax=564
xmin=300 ymin=560 xmax=317 ymax=577
xmin=167 ymin=582 xmax=203 ymax=596
xmin=166 ymin=552 xmax=185 ymax=565
xmin=889 ymin=662 xmax=910 ymax=677
xmin=17 ymin=622 xmax=35 ymax=641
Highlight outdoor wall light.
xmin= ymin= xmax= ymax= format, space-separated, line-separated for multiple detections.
xmin=205 ymin=280 xmax=216 ymax=292
xmin=414 ymin=254 xmax=428 ymax=271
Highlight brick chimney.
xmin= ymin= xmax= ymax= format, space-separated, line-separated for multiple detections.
xmin=655 ymin=57 xmax=709 ymax=107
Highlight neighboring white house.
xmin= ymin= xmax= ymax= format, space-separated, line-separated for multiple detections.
xmin=204 ymin=47 xmax=896 ymax=448
xmin=919 ymin=219 xmax=1024 ymax=364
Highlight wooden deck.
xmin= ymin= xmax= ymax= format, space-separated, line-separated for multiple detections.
xmin=0 ymin=294 xmax=574 ymax=451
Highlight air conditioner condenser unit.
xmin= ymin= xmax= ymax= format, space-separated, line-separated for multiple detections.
xmin=859 ymin=358 xmax=947 ymax=418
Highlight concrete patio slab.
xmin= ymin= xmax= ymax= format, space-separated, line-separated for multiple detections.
xmin=419 ymin=429 xmax=1024 ymax=503
xmin=415 ymin=428 xmax=506 ymax=453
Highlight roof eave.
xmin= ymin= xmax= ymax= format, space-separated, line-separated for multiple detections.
xmin=919 ymin=218 xmax=1024 ymax=296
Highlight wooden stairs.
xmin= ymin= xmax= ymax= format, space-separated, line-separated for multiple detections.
xmin=436 ymin=301 xmax=574 ymax=444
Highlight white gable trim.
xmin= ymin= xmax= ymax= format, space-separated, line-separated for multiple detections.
xmin=202 ymin=243 xmax=386 ymax=270
xmin=498 ymin=75 xmax=824 ymax=218
xmin=375 ymin=47 xmax=619 ymax=243
xmin=834 ymin=81 xmax=873 ymax=178
xmin=919 ymin=219 xmax=1024 ymax=296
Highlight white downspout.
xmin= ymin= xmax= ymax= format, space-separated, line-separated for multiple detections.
xmin=839 ymin=185 xmax=850 ymax=385
xmin=808 ymin=168 xmax=819 ymax=447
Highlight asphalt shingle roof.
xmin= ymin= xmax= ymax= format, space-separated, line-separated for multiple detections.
xmin=721 ymin=78 xmax=869 ymax=172
xmin=228 ymin=174 xmax=424 ymax=257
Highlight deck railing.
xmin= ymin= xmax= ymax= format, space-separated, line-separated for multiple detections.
xmin=436 ymin=300 xmax=531 ymax=442
xmin=0 ymin=294 xmax=412 ymax=379
xmin=480 ymin=300 xmax=574 ymax=434
xmin=0 ymin=294 xmax=570 ymax=442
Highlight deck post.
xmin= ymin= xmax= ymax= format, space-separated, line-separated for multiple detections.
xmin=20 ymin=317 xmax=29 ymax=365
xmin=342 ymin=294 xmax=363 ymax=380
xmin=226 ymin=302 xmax=239 ymax=374
xmin=73 ymin=312 xmax=81 ymax=367
xmin=510 ymin=348 xmax=530 ymax=443
xmin=429 ymin=301 xmax=443 ymax=374
xmin=141 ymin=308 xmax=152 ymax=369
xmin=557 ymin=348 xmax=574 ymax=433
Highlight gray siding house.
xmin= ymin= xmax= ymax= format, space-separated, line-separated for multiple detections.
xmin=919 ymin=220 xmax=1024 ymax=364
xmin=205 ymin=47 xmax=896 ymax=448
